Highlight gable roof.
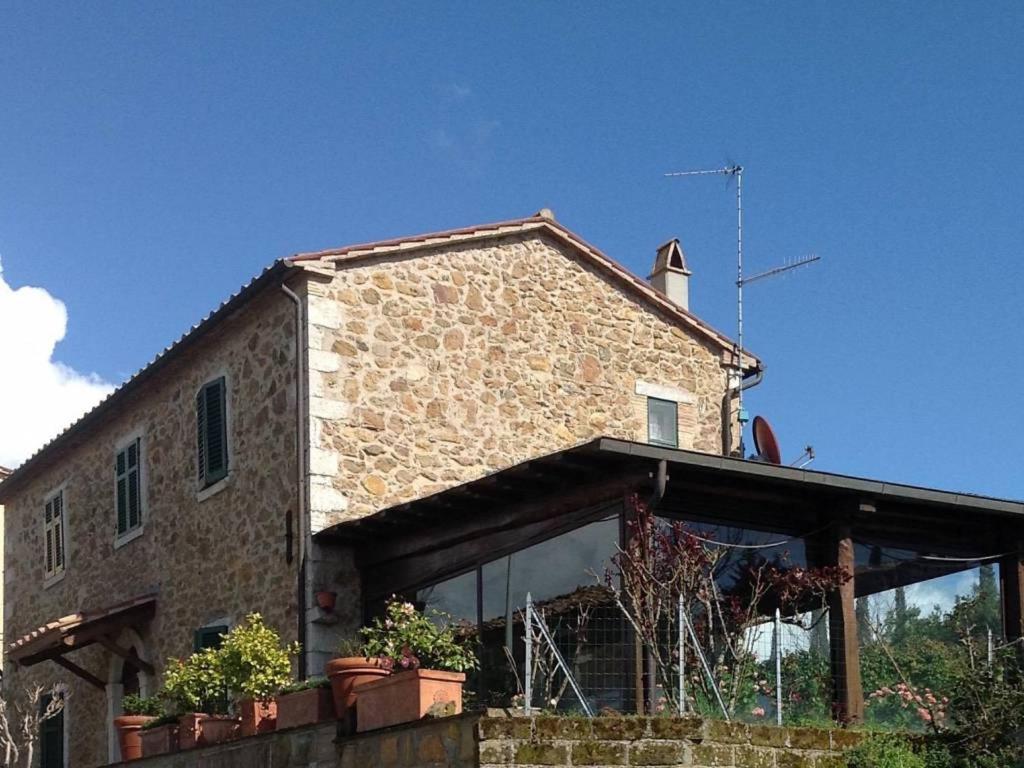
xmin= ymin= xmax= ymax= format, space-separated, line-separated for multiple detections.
xmin=0 ymin=212 xmax=758 ymax=499
xmin=290 ymin=213 xmax=754 ymax=363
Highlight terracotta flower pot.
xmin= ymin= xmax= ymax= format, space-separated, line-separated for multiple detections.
xmin=276 ymin=687 xmax=335 ymax=730
xmin=177 ymin=713 xmax=207 ymax=750
xmin=199 ymin=715 xmax=240 ymax=745
xmin=315 ymin=590 xmax=337 ymax=611
xmin=238 ymin=697 xmax=277 ymax=737
xmin=353 ymin=669 xmax=465 ymax=732
xmin=324 ymin=657 xmax=391 ymax=719
xmin=140 ymin=723 xmax=178 ymax=757
xmin=113 ymin=715 xmax=155 ymax=761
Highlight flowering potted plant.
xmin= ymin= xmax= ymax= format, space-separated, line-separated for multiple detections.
xmin=140 ymin=714 xmax=179 ymax=757
xmin=114 ymin=694 xmax=161 ymax=761
xmin=324 ymin=637 xmax=391 ymax=724
xmin=219 ymin=613 xmax=300 ymax=737
xmin=275 ymin=677 xmax=334 ymax=730
xmin=352 ymin=598 xmax=478 ymax=732
xmin=161 ymin=647 xmax=233 ymax=748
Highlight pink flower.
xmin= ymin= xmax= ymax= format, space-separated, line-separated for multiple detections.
xmin=751 ymin=707 xmax=765 ymax=718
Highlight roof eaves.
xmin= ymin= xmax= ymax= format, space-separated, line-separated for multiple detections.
xmin=0 ymin=260 xmax=296 ymax=501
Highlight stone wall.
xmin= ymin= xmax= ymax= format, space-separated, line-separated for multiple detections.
xmin=2 ymin=285 xmax=301 ymax=768
xmin=477 ymin=715 xmax=861 ymax=768
xmin=304 ymin=231 xmax=735 ymax=528
xmin=112 ymin=714 xmax=860 ymax=768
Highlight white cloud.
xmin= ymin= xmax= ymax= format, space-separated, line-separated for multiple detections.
xmin=0 ymin=260 xmax=114 ymax=468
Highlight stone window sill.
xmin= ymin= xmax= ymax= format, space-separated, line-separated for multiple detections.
xmin=43 ymin=570 xmax=66 ymax=590
xmin=114 ymin=526 xmax=145 ymax=550
xmin=197 ymin=475 xmax=231 ymax=503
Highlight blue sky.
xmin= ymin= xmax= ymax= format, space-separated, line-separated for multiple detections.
xmin=1 ymin=2 xmax=1022 ymax=502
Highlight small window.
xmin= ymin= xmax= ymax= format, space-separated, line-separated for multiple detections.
xmin=193 ymin=625 xmax=228 ymax=652
xmin=115 ymin=438 xmax=143 ymax=537
xmin=43 ymin=490 xmax=67 ymax=581
xmin=647 ymin=397 xmax=678 ymax=448
xmin=196 ymin=377 xmax=228 ymax=488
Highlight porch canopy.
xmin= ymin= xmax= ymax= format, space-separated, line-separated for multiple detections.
xmin=316 ymin=437 xmax=1024 ymax=722
xmin=8 ymin=593 xmax=156 ymax=689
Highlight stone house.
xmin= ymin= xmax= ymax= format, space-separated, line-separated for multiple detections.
xmin=0 ymin=211 xmax=758 ymax=766
xmin=0 ymin=464 xmax=8 ymax=654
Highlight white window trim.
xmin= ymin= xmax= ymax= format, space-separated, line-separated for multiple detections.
xmin=43 ymin=483 xmax=69 ymax=589
xmin=113 ymin=431 xmax=147 ymax=546
xmin=195 ymin=372 xmax=233 ymax=500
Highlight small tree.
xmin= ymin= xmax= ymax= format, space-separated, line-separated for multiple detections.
xmin=0 ymin=684 xmax=68 ymax=768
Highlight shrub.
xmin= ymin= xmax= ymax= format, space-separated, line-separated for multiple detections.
xmin=218 ymin=613 xmax=300 ymax=703
xmin=140 ymin=713 xmax=179 ymax=730
xmin=121 ymin=694 xmax=162 ymax=717
xmin=360 ymin=598 xmax=478 ymax=673
xmin=162 ymin=647 xmax=228 ymax=714
xmin=846 ymin=735 xmax=926 ymax=768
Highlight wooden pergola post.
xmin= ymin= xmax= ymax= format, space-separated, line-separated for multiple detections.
xmin=999 ymin=548 xmax=1024 ymax=645
xmin=828 ymin=521 xmax=864 ymax=725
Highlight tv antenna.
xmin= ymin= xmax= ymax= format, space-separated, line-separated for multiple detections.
xmin=664 ymin=165 xmax=820 ymax=453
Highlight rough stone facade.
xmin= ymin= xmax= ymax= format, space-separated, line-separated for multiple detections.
xmin=2 ymin=287 xmax=300 ymax=768
xmin=304 ymin=232 xmax=735 ymax=526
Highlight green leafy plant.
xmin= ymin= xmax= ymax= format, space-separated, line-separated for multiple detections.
xmin=846 ymin=734 xmax=926 ymax=768
xmin=360 ymin=598 xmax=479 ymax=673
xmin=218 ymin=613 xmax=300 ymax=703
xmin=278 ymin=677 xmax=330 ymax=695
xmin=161 ymin=647 xmax=228 ymax=714
xmin=121 ymin=693 xmax=162 ymax=717
xmin=140 ymin=713 xmax=179 ymax=731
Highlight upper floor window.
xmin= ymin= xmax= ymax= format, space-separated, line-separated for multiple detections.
xmin=647 ymin=397 xmax=678 ymax=448
xmin=196 ymin=377 xmax=228 ymax=489
xmin=115 ymin=437 xmax=143 ymax=538
xmin=43 ymin=489 xmax=66 ymax=581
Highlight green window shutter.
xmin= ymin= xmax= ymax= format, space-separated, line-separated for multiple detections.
xmin=116 ymin=446 xmax=128 ymax=534
xmin=44 ymin=500 xmax=54 ymax=575
xmin=197 ymin=378 xmax=228 ymax=488
xmin=52 ymin=493 xmax=64 ymax=570
xmin=128 ymin=439 xmax=141 ymax=529
xmin=39 ymin=696 xmax=63 ymax=768
xmin=193 ymin=625 xmax=228 ymax=651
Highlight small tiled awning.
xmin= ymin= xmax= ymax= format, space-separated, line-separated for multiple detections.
xmin=8 ymin=593 xmax=157 ymax=688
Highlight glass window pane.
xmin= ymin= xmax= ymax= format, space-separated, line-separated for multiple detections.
xmin=416 ymin=569 xmax=478 ymax=625
xmin=647 ymin=398 xmax=678 ymax=447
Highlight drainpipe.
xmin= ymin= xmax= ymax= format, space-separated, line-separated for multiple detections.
xmin=280 ymin=283 xmax=308 ymax=677
xmin=722 ymin=364 xmax=765 ymax=457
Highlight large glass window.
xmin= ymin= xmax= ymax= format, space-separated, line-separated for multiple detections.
xmin=647 ymin=398 xmax=678 ymax=447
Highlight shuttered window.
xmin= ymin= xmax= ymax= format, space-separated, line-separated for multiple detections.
xmin=39 ymin=694 xmax=64 ymax=768
xmin=193 ymin=624 xmax=228 ymax=652
xmin=116 ymin=438 xmax=143 ymax=536
xmin=43 ymin=490 xmax=66 ymax=580
xmin=196 ymin=377 xmax=228 ymax=488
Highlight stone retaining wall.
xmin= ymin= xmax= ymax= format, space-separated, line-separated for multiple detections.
xmin=114 ymin=714 xmax=862 ymax=768
xmin=477 ymin=715 xmax=862 ymax=768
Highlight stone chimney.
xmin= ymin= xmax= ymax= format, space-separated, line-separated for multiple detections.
xmin=648 ymin=238 xmax=691 ymax=310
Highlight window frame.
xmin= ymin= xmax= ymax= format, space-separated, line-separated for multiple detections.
xmin=196 ymin=375 xmax=230 ymax=497
xmin=43 ymin=484 xmax=68 ymax=587
xmin=114 ymin=433 xmax=146 ymax=546
xmin=646 ymin=396 xmax=679 ymax=448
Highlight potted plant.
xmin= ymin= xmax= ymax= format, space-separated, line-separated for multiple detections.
xmin=114 ymin=693 xmax=161 ymax=761
xmin=140 ymin=714 xmax=179 ymax=757
xmin=161 ymin=647 xmax=234 ymax=748
xmin=352 ymin=598 xmax=478 ymax=732
xmin=324 ymin=637 xmax=391 ymax=723
xmin=219 ymin=613 xmax=299 ymax=737
xmin=275 ymin=677 xmax=334 ymax=730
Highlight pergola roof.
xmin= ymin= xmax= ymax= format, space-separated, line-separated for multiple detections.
xmin=8 ymin=593 xmax=157 ymax=688
xmin=317 ymin=437 xmax=1020 ymax=600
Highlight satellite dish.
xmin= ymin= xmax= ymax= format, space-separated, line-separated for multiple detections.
xmin=751 ymin=416 xmax=782 ymax=465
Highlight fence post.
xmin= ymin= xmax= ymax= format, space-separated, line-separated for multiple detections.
xmin=775 ymin=608 xmax=783 ymax=726
xmin=678 ymin=593 xmax=686 ymax=715
xmin=524 ymin=592 xmax=533 ymax=716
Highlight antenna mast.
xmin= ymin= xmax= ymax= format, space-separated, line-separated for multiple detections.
xmin=664 ymin=164 xmax=819 ymax=455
